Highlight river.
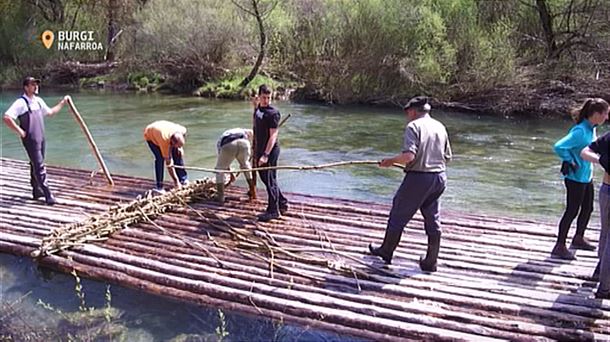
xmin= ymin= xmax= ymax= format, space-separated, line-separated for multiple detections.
xmin=0 ymin=89 xmax=606 ymax=340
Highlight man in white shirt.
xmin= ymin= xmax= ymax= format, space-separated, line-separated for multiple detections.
xmin=3 ymin=77 xmax=69 ymax=205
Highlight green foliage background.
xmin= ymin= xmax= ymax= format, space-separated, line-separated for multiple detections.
xmin=0 ymin=0 xmax=608 ymax=103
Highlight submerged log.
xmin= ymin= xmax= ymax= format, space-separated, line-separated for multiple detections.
xmin=48 ymin=61 xmax=118 ymax=84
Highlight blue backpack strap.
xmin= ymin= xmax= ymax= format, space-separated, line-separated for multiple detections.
xmin=20 ymin=95 xmax=32 ymax=114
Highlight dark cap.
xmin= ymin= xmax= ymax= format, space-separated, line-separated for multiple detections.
xmin=403 ymin=96 xmax=430 ymax=111
xmin=22 ymin=77 xmax=41 ymax=86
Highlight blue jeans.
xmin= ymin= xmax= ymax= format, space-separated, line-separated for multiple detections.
xmin=147 ymin=141 xmax=187 ymax=189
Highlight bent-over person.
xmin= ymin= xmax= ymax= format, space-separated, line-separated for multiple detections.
xmin=215 ymin=128 xmax=255 ymax=203
xmin=143 ymin=120 xmax=188 ymax=192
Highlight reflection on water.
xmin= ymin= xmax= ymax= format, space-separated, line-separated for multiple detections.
xmin=1 ymin=89 xmax=607 ymax=339
xmin=0 ymin=254 xmax=360 ymax=341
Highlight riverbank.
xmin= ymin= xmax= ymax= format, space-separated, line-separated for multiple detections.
xmin=291 ymin=65 xmax=610 ymax=119
xmin=441 ymin=66 xmax=610 ymax=119
xmin=2 ymin=63 xmax=608 ymax=119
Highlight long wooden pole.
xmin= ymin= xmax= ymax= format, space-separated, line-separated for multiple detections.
xmin=173 ymin=160 xmax=404 ymax=174
xmin=65 ymin=96 xmax=114 ymax=186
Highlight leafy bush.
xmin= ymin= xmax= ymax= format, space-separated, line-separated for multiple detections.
xmin=134 ymin=0 xmax=248 ymax=90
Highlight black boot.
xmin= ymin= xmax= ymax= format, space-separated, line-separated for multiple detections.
xmin=419 ymin=233 xmax=441 ymax=272
xmin=258 ymin=211 xmax=280 ymax=222
xmin=42 ymin=187 xmax=56 ymax=206
xmin=30 ymin=170 xmax=43 ymax=199
xmin=215 ymin=182 xmax=225 ymax=203
xmin=32 ymin=187 xmax=44 ymax=199
xmin=368 ymin=229 xmax=402 ymax=264
xmin=592 ymin=261 xmax=601 ymax=281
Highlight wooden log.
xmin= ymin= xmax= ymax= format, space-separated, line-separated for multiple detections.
xmin=153 ymin=207 xmax=598 ymax=280
xmin=33 ymin=250 xmax=401 ymax=342
xmin=102 ymin=227 xmax=597 ymax=317
xmin=99 ymin=239 xmax=600 ymax=340
xmin=55 ymin=246 xmax=505 ymax=341
xmin=65 ymin=96 xmax=114 ymax=186
xmin=28 ymin=219 xmax=604 ymax=332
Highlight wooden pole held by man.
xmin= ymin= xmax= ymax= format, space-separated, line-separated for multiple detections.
xmin=65 ymin=96 xmax=114 ymax=186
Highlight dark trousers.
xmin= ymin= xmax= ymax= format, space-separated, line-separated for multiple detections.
xmin=22 ymin=138 xmax=50 ymax=194
xmin=387 ymin=171 xmax=447 ymax=238
xmin=557 ymin=178 xmax=594 ymax=244
xmin=147 ymin=141 xmax=187 ymax=189
xmin=258 ymin=146 xmax=287 ymax=214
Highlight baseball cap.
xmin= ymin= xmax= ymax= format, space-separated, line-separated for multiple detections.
xmin=403 ymin=96 xmax=430 ymax=111
xmin=22 ymin=77 xmax=41 ymax=86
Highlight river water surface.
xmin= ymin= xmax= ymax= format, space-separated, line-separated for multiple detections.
xmin=1 ymin=90 xmax=606 ymax=340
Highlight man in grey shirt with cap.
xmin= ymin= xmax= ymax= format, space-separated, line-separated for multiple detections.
xmin=3 ymin=77 xmax=68 ymax=205
xmin=369 ymin=96 xmax=452 ymax=272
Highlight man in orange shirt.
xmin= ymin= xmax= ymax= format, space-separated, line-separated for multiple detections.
xmin=144 ymin=120 xmax=188 ymax=191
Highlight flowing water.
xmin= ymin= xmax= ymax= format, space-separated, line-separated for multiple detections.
xmin=1 ymin=89 xmax=607 ymax=340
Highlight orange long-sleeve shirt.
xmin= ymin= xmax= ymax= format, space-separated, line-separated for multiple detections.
xmin=143 ymin=120 xmax=187 ymax=159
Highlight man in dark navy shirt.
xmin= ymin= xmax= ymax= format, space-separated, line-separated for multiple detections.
xmin=252 ymin=84 xmax=288 ymax=222
xmin=581 ymin=130 xmax=610 ymax=298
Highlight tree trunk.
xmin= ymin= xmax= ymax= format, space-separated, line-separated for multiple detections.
xmin=535 ymin=0 xmax=558 ymax=59
xmin=105 ymin=0 xmax=118 ymax=61
xmin=239 ymin=0 xmax=266 ymax=88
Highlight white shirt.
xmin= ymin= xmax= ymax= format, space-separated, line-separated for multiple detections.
xmin=4 ymin=94 xmax=51 ymax=119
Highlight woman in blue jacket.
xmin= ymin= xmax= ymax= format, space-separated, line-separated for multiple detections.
xmin=552 ymin=98 xmax=609 ymax=260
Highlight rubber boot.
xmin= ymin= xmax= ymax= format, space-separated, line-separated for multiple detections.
xmin=43 ymin=187 xmax=56 ymax=206
xmin=420 ymin=233 xmax=441 ymax=273
xmin=30 ymin=167 xmax=44 ymax=199
xmin=592 ymin=261 xmax=601 ymax=281
xmin=368 ymin=229 xmax=402 ymax=264
xmin=216 ymin=182 xmax=225 ymax=203
xmin=32 ymin=187 xmax=44 ymax=199
xmin=247 ymin=178 xmax=256 ymax=201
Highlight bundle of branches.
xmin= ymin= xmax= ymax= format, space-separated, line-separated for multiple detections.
xmin=173 ymin=196 xmax=398 ymax=284
xmin=32 ymin=178 xmax=217 ymax=258
xmin=33 ymin=160 xmax=397 ymax=283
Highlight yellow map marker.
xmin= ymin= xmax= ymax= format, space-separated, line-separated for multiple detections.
xmin=41 ymin=30 xmax=54 ymax=49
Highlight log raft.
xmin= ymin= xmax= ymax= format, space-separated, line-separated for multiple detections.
xmin=0 ymin=157 xmax=608 ymax=341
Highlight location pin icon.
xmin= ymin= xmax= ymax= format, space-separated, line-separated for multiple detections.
xmin=41 ymin=30 xmax=54 ymax=49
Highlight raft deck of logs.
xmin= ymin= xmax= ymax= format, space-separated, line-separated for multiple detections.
xmin=1 ymin=157 xmax=609 ymax=341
